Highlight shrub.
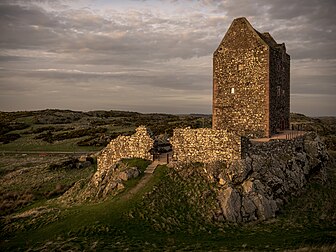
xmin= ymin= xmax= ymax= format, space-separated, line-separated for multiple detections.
xmin=0 ymin=133 xmax=21 ymax=144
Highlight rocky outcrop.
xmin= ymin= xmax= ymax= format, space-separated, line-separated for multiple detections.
xmin=218 ymin=187 xmax=242 ymax=222
xmin=210 ymin=132 xmax=329 ymax=222
xmin=58 ymin=161 xmax=141 ymax=205
xmin=122 ymin=132 xmax=330 ymax=233
xmin=58 ymin=127 xmax=153 ymax=205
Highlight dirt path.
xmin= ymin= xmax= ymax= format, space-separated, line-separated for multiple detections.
xmin=120 ymin=159 xmax=167 ymax=201
xmin=120 ymin=173 xmax=154 ymax=201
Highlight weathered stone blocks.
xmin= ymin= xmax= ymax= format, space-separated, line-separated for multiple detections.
xmin=170 ymin=127 xmax=241 ymax=164
xmin=213 ymin=17 xmax=290 ymax=138
xmin=95 ymin=126 xmax=154 ymax=186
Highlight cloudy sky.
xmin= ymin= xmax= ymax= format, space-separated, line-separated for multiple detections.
xmin=0 ymin=0 xmax=335 ymax=115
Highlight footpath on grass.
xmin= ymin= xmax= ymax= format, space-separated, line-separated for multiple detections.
xmin=122 ymin=155 xmax=170 ymax=201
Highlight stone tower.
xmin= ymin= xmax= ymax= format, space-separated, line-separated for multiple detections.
xmin=212 ymin=17 xmax=290 ymax=138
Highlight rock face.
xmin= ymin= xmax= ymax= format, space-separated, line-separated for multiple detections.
xmin=218 ymin=187 xmax=242 ymax=222
xmin=195 ymin=132 xmax=328 ymax=223
xmin=59 ymin=161 xmax=141 ymax=205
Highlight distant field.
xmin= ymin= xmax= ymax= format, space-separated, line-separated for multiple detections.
xmin=1 ymin=110 xmax=334 ymax=152
xmin=0 ymin=109 xmax=212 ymax=152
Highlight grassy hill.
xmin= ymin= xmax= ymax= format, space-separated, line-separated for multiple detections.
xmin=0 ymin=109 xmax=211 ymax=152
xmin=0 ymin=110 xmax=335 ymax=251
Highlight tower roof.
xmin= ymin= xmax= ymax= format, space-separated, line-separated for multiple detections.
xmin=231 ymin=17 xmax=288 ymax=54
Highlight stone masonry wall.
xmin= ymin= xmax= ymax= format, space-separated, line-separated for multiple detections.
xmin=94 ymin=126 xmax=154 ymax=186
xmin=213 ymin=17 xmax=269 ymax=138
xmin=269 ymin=46 xmax=290 ymax=133
xmin=170 ymin=127 xmax=241 ymax=163
xmin=212 ymin=17 xmax=290 ymax=138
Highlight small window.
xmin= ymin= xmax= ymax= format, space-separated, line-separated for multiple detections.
xmin=230 ymin=87 xmax=235 ymax=94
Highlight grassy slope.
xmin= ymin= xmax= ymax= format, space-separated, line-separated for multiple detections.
xmin=0 ymin=154 xmax=97 ymax=217
xmin=2 ymin=160 xmax=335 ymax=251
xmin=2 ymin=161 xmax=165 ymax=250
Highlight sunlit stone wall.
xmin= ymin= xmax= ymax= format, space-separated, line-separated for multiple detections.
xmin=170 ymin=127 xmax=241 ymax=163
xmin=212 ymin=17 xmax=290 ymax=138
xmin=95 ymin=126 xmax=154 ymax=186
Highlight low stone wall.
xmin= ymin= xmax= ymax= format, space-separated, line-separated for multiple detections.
xmin=95 ymin=126 xmax=154 ymax=186
xmin=170 ymin=127 xmax=241 ymax=163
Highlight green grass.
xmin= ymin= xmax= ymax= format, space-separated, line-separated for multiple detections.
xmin=1 ymin=165 xmax=167 ymax=250
xmin=122 ymin=158 xmax=151 ymax=173
xmin=0 ymin=136 xmax=101 ymax=152
xmin=2 ymin=161 xmax=335 ymax=251
xmin=14 ymin=116 xmax=36 ymax=125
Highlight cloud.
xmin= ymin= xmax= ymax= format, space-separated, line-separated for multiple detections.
xmin=212 ymin=0 xmax=336 ymax=60
xmin=0 ymin=0 xmax=335 ymax=115
xmin=0 ymin=3 xmax=217 ymax=62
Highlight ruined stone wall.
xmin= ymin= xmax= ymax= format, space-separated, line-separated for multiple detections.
xmin=170 ymin=127 xmax=241 ymax=163
xmin=95 ymin=126 xmax=154 ymax=186
xmin=269 ymin=47 xmax=290 ymax=133
xmin=212 ymin=18 xmax=269 ymax=138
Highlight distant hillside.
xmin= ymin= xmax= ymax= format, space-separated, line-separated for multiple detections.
xmin=291 ymin=113 xmax=336 ymax=152
xmin=0 ymin=109 xmax=212 ymax=151
xmin=0 ymin=110 xmax=335 ymax=152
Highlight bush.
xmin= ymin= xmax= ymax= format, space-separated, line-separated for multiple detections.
xmin=35 ymin=127 xmax=108 ymax=143
xmin=52 ymin=127 xmax=107 ymax=141
xmin=45 ymin=183 xmax=73 ymax=199
xmin=48 ymin=158 xmax=93 ymax=171
xmin=0 ymin=122 xmax=29 ymax=135
xmin=0 ymin=190 xmax=35 ymax=216
xmin=0 ymin=133 xmax=21 ymax=144
xmin=35 ymin=131 xmax=54 ymax=143
xmin=31 ymin=126 xmax=56 ymax=134
xmin=48 ymin=158 xmax=79 ymax=170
